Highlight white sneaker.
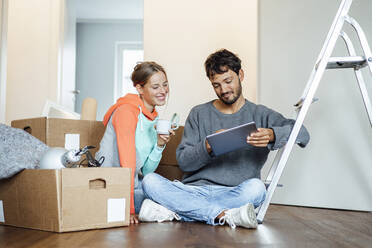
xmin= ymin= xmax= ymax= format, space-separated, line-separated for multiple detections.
xmin=219 ymin=203 xmax=258 ymax=229
xmin=139 ymin=199 xmax=181 ymax=223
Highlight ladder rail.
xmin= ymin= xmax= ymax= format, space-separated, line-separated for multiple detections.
xmin=263 ymin=148 xmax=284 ymax=185
xmin=260 ymin=105 xmax=302 ymax=200
xmin=340 ymin=31 xmax=372 ymax=126
xmin=298 ymin=0 xmax=353 ymax=104
xmin=257 ymin=0 xmax=356 ymax=223
xmin=257 ymin=70 xmax=321 ymax=223
xmin=345 ymin=15 xmax=372 ymax=74
xmin=257 ymin=25 xmax=341 ymax=221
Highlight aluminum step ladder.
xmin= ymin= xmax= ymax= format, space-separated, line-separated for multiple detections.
xmin=256 ymin=0 xmax=372 ymax=224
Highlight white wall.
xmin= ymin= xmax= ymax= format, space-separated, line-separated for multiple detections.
xmin=260 ymin=0 xmax=372 ymax=210
xmin=144 ymin=0 xmax=258 ymax=123
xmin=5 ymin=0 xmax=64 ymax=124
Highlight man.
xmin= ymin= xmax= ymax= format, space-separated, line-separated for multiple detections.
xmin=139 ymin=49 xmax=310 ymax=228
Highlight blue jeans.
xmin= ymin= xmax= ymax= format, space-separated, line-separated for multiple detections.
xmin=142 ymin=173 xmax=266 ymax=225
xmin=134 ymin=178 xmax=146 ymax=214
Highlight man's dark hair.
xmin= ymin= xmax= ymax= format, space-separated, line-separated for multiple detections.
xmin=204 ymin=49 xmax=241 ymax=79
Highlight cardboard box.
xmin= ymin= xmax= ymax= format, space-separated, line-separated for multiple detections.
xmin=0 ymin=168 xmax=130 ymax=232
xmin=11 ymin=117 xmax=105 ymax=156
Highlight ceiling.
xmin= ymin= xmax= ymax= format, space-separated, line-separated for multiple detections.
xmin=69 ymin=0 xmax=143 ymax=21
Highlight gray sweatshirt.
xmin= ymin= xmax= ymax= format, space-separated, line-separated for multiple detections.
xmin=176 ymin=100 xmax=310 ymax=186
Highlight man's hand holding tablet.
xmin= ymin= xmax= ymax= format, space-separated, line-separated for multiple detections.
xmin=206 ymin=129 xmax=226 ymax=154
xmin=247 ymin=128 xmax=275 ymax=147
xmin=206 ymin=123 xmax=276 ymax=156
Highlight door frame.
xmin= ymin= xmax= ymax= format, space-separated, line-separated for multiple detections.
xmin=113 ymin=41 xmax=143 ymax=102
xmin=0 ymin=0 xmax=8 ymax=123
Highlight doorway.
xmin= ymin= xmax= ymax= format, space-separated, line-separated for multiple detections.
xmin=114 ymin=42 xmax=143 ymax=102
xmin=61 ymin=0 xmax=143 ymax=120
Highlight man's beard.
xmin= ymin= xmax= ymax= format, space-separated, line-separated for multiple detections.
xmin=218 ymin=80 xmax=242 ymax=105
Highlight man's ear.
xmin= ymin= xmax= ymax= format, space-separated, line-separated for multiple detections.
xmin=239 ymin=69 xmax=244 ymax=82
xmin=136 ymin=84 xmax=143 ymax=95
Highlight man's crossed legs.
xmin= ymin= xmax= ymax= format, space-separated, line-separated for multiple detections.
xmin=139 ymin=173 xmax=266 ymax=228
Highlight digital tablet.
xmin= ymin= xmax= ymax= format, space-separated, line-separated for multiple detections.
xmin=206 ymin=122 xmax=257 ymax=156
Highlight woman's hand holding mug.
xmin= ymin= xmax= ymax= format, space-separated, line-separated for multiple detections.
xmin=157 ymin=129 xmax=175 ymax=147
xmin=156 ymin=118 xmax=179 ymax=147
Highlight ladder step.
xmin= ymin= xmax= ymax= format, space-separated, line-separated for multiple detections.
xmin=294 ymin=97 xmax=319 ymax=109
xmin=264 ymin=181 xmax=283 ymax=189
xmin=327 ymin=56 xmax=367 ymax=69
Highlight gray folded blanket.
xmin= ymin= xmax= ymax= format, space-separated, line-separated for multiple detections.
xmin=0 ymin=123 xmax=49 ymax=179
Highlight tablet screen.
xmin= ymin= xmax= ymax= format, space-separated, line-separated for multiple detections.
xmin=206 ymin=122 xmax=257 ymax=156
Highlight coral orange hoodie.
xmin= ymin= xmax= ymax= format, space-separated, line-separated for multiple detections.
xmin=103 ymin=94 xmax=158 ymax=214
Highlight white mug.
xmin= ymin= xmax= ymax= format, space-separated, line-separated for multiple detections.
xmin=156 ymin=118 xmax=179 ymax=135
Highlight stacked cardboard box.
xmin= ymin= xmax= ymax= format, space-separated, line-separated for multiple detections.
xmin=0 ymin=117 xmax=131 ymax=232
xmin=11 ymin=117 xmax=106 ymax=156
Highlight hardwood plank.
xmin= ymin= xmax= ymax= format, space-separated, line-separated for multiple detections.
xmin=0 ymin=205 xmax=371 ymax=248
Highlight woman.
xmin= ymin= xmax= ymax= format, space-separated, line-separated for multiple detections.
xmin=95 ymin=61 xmax=174 ymax=224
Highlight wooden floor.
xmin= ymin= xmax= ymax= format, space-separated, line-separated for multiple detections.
xmin=1 ymin=205 xmax=371 ymax=248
